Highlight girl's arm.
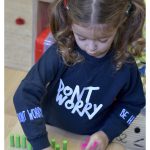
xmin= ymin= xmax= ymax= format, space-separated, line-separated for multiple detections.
xmin=100 ymin=61 xmax=145 ymax=142
xmin=13 ymin=44 xmax=61 ymax=150
xmin=82 ymin=61 xmax=145 ymax=150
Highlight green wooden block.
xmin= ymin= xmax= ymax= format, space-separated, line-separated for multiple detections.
xmin=62 ymin=140 xmax=68 ymax=150
xmin=51 ymin=138 xmax=56 ymax=149
xmin=15 ymin=135 xmax=21 ymax=148
xmin=55 ymin=144 xmax=60 ymax=150
xmin=27 ymin=143 xmax=32 ymax=150
xmin=22 ymin=135 xmax=27 ymax=148
xmin=10 ymin=134 xmax=15 ymax=147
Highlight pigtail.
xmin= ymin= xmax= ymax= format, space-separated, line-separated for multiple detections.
xmin=129 ymin=0 xmax=145 ymax=55
xmin=49 ymin=0 xmax=69 ymax=37
xmin=49 ymin=0 xmax=84 ymax=65
xmin=113 ymin=0 xmax=145 ymax=69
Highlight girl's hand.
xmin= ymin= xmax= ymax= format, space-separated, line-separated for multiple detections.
xmin=81 ymin=131 xmax=109 ymax=150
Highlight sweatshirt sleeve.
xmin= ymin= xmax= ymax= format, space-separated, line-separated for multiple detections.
xmin=13 ymin=44 xmax=61 ymax=150
xmin=100 ymin=61 xmax=145 ymax=142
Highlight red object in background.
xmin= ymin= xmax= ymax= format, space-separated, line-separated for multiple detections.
xmin=15 ymin=17 xmax=25 ymax=25
xmin=35 ymin=28 xmax=50 ymax=63
xmin=35 ymin=27 xmax=55 ymax=63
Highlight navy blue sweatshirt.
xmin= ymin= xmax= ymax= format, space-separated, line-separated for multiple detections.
xmin=13 ymin=43 xmax=145 ymax=150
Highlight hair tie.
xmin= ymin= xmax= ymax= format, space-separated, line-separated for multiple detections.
xmin=64 ymin=0 xmax=69 ymax=10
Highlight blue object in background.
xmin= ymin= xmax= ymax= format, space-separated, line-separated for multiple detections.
xmin=138 ymin=65 xmax=146 ymax=76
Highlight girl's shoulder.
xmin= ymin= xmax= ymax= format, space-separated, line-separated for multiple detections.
xmin=121 ymin=55 xmax=139 ymax=75
xmin=43 ymin=43 xmax=64 ymax=61
xmin=45 ymin=43 xmax=59 ymax=55
xmin=123 ymin=54 xmax=137 ymax=68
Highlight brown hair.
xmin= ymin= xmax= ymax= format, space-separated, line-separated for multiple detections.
xmin=49 ymin=0 xmax=145 ymax=69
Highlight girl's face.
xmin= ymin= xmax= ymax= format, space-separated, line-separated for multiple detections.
xmin=72 ymin=23 xmax=117 ymax=58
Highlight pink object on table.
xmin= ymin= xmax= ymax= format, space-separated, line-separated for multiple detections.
xmin=81 ymin=138 xmax=100 ymax=150
xmin=81 ymin=137 xmax=90 ymax=150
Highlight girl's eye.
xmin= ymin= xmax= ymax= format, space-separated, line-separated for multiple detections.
xmin=78 ymin=37 xmax=86 ymax=41
xmin=99 ymin=39 xmax=108 ymax=43
xmin=78 ymin=35 xmax=108 ymax=42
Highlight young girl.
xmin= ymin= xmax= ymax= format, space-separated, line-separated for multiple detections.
xmin=13 ymin=0 xmax=146 ymax=150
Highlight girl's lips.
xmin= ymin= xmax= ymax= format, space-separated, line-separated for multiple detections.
xmin=87 ymin=51 xmax=97 ymax=55
xmin=87 ymin=51 xmax=96 ymax=54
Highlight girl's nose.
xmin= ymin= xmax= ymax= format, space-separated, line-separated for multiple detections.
xmin=87 ymin=41 xmax=97 ymax=51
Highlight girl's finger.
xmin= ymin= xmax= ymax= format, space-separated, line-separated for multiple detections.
xmin=94 ymin=141 xmax=102 ymax=150
xmin=85 ymin=140 xmax=100 ymax=150
xmin=84 ymin=138 xmax=93 ymax=150
xmin=91 ymin=141 xmax=99 ymax=149
xmin=96 ymin=147 xmax=101 ymax=150
xmin=89 ymin=141 xmax=99 ymax=150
